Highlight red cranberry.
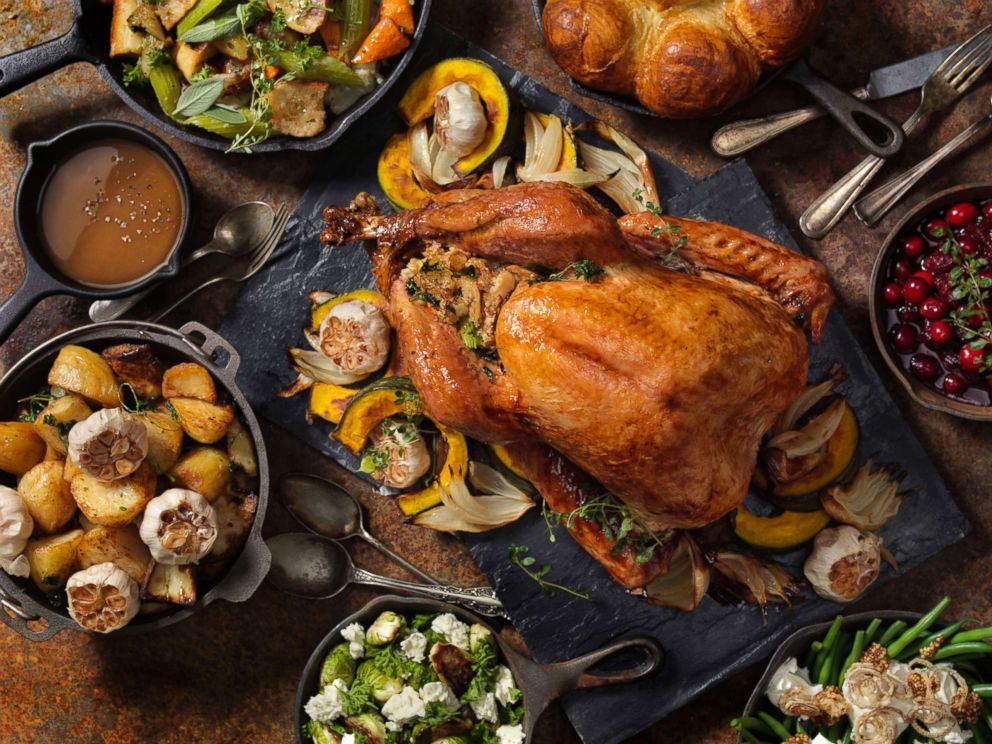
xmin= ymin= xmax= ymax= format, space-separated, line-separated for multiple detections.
xmin=925 ymin=219 xmax=951 ymax=240
xmin=892 ymin=258 xmax=914 ymax=282
xmin=940 ymin=349 xmax=962 ymax=370
xmin=947 ymin=202 xmax=979 ymax=228
xmin=882 ymin=282 xmax=903 ymax=305
xmin=983 ymin=203 xmax=992 ymax=219
xmin=910 ymin=354 xmax=941 ymax=382
xmin=897 ymin=304 xmax=922 ymax=323
xmin=966 ymin=309 xmax=986 ymax=329
xmin=959 ymin=235 xmax=980 ymax=254
xmin=933 ymin=274 xmax=953 ymax=300
xmin=913 ymin=270 xmax=935 ymax=285
xmin=960 ymin=345 xmax=986 ymax=373
xmin=943 ymin=373 xmax=969 ymax=395
xmin=920 ymin=296 xmax=949 ymax=320
xmin=903 ymin=234 xmax=926 ymax=257
xmin=889 ymin=324 xmax=919 ymax=353
xmin=903 ymin=276 xmax=931 ymax=304
xmin=930 ymin=320 xmax=954 ymax=345
xmin=921 ymin=252 xmax=953 ymax=274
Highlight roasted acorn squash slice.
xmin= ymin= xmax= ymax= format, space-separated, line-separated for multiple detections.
xmin=333 ymin=377 xmax=421 ymax=453
xmin=734 ymin=505 xmax=831 ymax=551
xmin=396 ymin=422 xmax=468 ymax=516
xmin=377 ymin=132 xmax=433 ymax=212
xmin=396 ymin=58 xmax=520 ymax=176
xmin=308 ymin=383 xmax=358 ymax=425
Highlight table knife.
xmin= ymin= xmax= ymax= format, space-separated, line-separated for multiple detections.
xmin=711 ymin=43 xmax=958 ymax=157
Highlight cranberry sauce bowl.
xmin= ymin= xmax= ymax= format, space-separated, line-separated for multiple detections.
xmin=870 ymin=184 xmax=992 ymax=420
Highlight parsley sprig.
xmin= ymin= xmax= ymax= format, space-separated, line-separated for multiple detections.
xmin=508 ymin=545 xmax=590 ymax=600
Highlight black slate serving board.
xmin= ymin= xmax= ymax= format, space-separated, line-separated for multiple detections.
xmin=217 ymin=24 xmax=969 ymax=744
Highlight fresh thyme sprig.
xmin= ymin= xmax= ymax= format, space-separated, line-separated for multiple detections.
xmin=633 ymin=188 xmax=686 ymax=267
xmin=935 ymin=226 xmax=992 ymax=374
xmin=508 ymin=545 xmax=590 ymax=600
xmin=546 ymin=260 xmax=604 ymax=282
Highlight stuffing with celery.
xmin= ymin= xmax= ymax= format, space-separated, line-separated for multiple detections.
xmin=109 ymin=0 xmax=417 ymax=151
xmin=304 ymin=610 xmax=526 ymax=744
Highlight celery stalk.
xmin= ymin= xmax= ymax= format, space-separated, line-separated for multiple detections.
xmin=149 ymin=63 xmax=182 ymax=117
xmin=176 ymin=0 xmax=234 ymax=39
xmin=340 ymin=0 xmax=372 ymax=60
xmin=275 ymin=51 xmax=364 ymax=86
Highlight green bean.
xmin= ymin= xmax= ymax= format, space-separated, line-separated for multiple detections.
xmin=973 ymin=683 xmax=992 ymax=698
xmin=934 ymin=642 xmax=992 ymax=661
xmin=782 ymin=716 xmax=795 ymax=734
xmin=841 ymin=730 xmax=853 ymax=744
xmin=823 ymin=616 xmax=844 ymax=651
xmin=863 ymin=618 xmax=883 ymax=644
xmin=898 ymin=619 xmax=968 ymax=660
xmin=950 ymin=627 xmax=992 ymax=645
xmin=820 ymin=632 xmax=850 ymax=687
xmin=731 ymin=717 xmax=775 ymax=736
xmin=803 ymin=644 xmax=818 ymax=672
xmin=878 ymin=620 xmax=908 ymax=647
xmin=840 ymin=629 xmax=866 ymax=686
xmin=340 ymin=0 xmax=373 ymax=60
xmin=823 ymin=722 xmax=841 ymax=742
xmin=738 ymin=729 xmax=767 ymax=744
xmin=971 ymin=723 xmax=989 ymax=744
xmin=887 ymin=597 xmax=951 ymax=658
xmin=757 ymin=711 xmax=792 ymax=741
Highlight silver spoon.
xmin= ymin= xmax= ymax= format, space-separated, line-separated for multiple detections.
xmin=266 ymin=533 xmax=508 ymax=619
xmin=88 ymin=201 xmax=275 ymax=322
xmin=280 ymin=473 xmax=440 ymax=585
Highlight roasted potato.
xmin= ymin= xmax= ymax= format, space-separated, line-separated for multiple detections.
xmin=142 ymin=562 xmax=196 ymax=605
xmin=101 ymin=343 xmax=165 ymax=400
xmin=0 ymin=422 xmax=46 ymax=476
xmin=268 ymin=80 xmax=329 ymax=138
xmin=110 ymin=0 xmax=145 ymax=57
xmin=77 ymin=524 xmax=152 ymax=584
xmin=170 ymin=397 xmax=234 ymax=444
xmin=209 ymin=492 xmax=259 ymax=560
xmin=18 ymin=460 xmax=77 ymax=534
xmin=155 ymin=0 xmax=197 ymax=30
xmin=213 ymin=35 xmax=250 ymax=61
xmin=162 ymin=362 xmax=217 ymax=403
xmin=267 ymin=0 xmax=325 ymax=34
xmin=141 ymin=403 xmax=185 ymax=473
xmin=169 ymin=447 xmax=231 ymax=502
xmin=26 ymin=529 xmax=84 ymax=592
xmin=47 ymin=345 xmax=120 ymax=408
xmin=63 ymin=456 xmax=84 ymax=483
xmin=70 ymin=462 xmax=157 ymax=526
xmin=225 ymin=418 xmax=258 ymax=477
xmin=33 ymin=394 xmax=92 ymax=456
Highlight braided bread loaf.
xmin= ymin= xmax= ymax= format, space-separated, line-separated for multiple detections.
xmin=542 ymin=0 xmax=825 ymax=117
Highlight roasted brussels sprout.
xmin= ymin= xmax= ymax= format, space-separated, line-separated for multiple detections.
xmin=345 ymin=712 xmax=387 ymax=744
xmin=429 ymin=643 xmax=474 ymax=698
xmin=306 ymin=721 xmax=340 ymax=744
xmin=356 ymin=661 xmax=404 ymax=704
xmin=366 ymin=610 xmax=404 ymax=646
xmin=320 ymin=643 xmax=357 ymax=689
xmin=469 ymin=623 xmax=495 ymax=656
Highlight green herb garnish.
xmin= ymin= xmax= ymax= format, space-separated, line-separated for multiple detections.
xmin=508 ymin=544 xmax=590 ymax=600
xmin=459 ymin=319 xmax=483 ymax=350
xmin=122 ymin=61 xmax=149 ymax=87
xmin=942 ymin=233 xmax=992 ymax=373
xmin=547 ymin=259 xmax=604 ymax=282
xmin=405 ymin=278 xmax=441 ymax=308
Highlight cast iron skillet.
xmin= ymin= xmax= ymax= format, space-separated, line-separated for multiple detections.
xmin=0 ymin=320 xmax=271 ymax=641
xmin=0 ymin=120 xmax=192 ymax=345
xmin=296 ymin=595 xmax=664 ymax=742
xmin=0 ymin=0 xmax=432 ymax=153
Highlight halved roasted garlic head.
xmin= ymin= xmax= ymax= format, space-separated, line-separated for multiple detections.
xmin=66 ymin=562 xmax=140 ymax=633
xmin=139 ymin=489 xmax=218 ymax=565
xmin=68 ymin=408 xmax=148 ymax=481
xmin=306 ymin=299 xmax=391 ymax=382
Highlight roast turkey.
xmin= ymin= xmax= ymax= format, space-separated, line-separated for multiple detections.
xmin=322 ymin=182 xmax=834 ymax=589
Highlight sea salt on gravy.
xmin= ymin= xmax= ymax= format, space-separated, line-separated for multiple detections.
xmin=39 ymin=139 xmax=183 ymax=287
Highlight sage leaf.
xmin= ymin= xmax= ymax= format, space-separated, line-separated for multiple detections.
xmin=173 ymin=77 xmax=225 ymax=118
xmin=180 ymin=1 xmax=264 ymax=43
xmin=201 ymin=105 xmax=247 ymax=124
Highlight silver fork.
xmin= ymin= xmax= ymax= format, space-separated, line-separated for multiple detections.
xmin=146 ymin=203 xmax=291 ymax=324
xmin=799 ymin=27 xmax=992 ymax=239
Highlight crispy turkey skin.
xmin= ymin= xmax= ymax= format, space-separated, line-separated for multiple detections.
xmin=321 ymin=182 xmax=834 ymax=589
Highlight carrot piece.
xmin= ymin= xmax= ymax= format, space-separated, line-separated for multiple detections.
xmin=318 ymin=18 xmax=343 ymax=52
xmin=264 ymin=65 xmax=280 ymax=79
xmin=351 ymin=17 xmax=410 ymax=64
xmin=379 ymin=0 xmax=415 ymax=35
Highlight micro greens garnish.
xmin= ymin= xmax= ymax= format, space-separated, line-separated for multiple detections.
xmin=939 ymin=229 xmax=992 ymax=373
xmin=508 ymin=544 xmax=591 ymax=600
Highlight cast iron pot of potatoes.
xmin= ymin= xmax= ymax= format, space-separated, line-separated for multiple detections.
xmin=0 ymin=321 xmax=270 ymax=640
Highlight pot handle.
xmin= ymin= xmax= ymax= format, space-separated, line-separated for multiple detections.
xmin=0 ymin=273 xmax=59 ymax=345
xmin=0 ymin=584 xmax=63 ymax=642
xmin=541 ymin=635 xmax=664 ymax=697
xmin=178 ymin=321 xmax=241 ymax=379
xmin=0 ymin=21 xmax=96 ymax=99
xmin=209 ymin=534 xmax=272 ymax=604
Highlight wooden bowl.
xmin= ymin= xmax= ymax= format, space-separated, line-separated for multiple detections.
xmin=869 ymin=183 xmax=992 ymax=421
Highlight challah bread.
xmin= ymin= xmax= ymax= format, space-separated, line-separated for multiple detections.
xmin=542 ymin=0 xmax=825 ymax=117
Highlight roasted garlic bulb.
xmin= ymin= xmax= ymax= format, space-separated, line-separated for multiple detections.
xmin=804 ymin=525 xmax=882 ymax=602
xmin=820 ymin=460 xmax=907 ymax=531
xmin=361 ymin=419 xmax=430 ymax=489
xmin=139 ymin=489 xmax=218 ymax=565
xmin=68 ymin=408 xmax=148 ymax=481
xmin=302 ymin=300 xmax=390 ymax=384
xmin=432 ymin=81 xmax=487 ymax=185
xmin=0 ymin=485 xmax=33 ymax=561
xmin=66 ymin=562 xmax=140 ymax=633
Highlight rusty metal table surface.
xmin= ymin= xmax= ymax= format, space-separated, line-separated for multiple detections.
xmin=1 ymin=1 xmax=991 ymax=742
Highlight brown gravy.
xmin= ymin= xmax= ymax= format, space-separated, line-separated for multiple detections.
xmin=38 ymin=139 xmax=184 ymax=287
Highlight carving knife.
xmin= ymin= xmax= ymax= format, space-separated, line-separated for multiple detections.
xmin=711 ymin=43 xmax=961 ymax=157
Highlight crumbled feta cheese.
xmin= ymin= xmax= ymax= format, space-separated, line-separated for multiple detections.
xmin=496 ymin=724 xmax=526 ymax=744
xmin=341 ymin=622 xmax=366 ymax=660
xmin=385 ymin=721 xmax=402 ymax=732
xmin=470 ymin=692 xmax=498 ymax=723
xmin=0 ymin=554 xmax=29 ymax=578
xmin=494 ymin=665 xmax=519 ymax=706
xmin=381 ymin=686 xmax=426 ymax=726
xmin=304 ymin=679 xmax=348 ymax=724
xmin=341 ymin=735 xmax=356 ymax=744
xmin=811 ymin=736 xmax=834 ymax=744
xmin=400 ymin=631 xmax=427 ymax=663
xmin=419 ymin=681 xmax=460 ymax=711
xmin=431 ymin=613 xmax=470 ymax=650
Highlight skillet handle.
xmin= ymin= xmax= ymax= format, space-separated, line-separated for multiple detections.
xmin=178 ymin=321 xmax=241 ymax=378
xmin=0 ymin=274 xmax=57 ymax=345
xmin=784 ymin=59 xmax=905 ymax=159
xmin=543 ymin=635 xmax=664 ymax=696
xmin=0 ymin=21 xmax=96 ymax=99
xmin=0 ymin=583 xmax=63 ymax=642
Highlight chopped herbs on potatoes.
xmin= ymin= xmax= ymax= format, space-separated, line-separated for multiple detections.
xmin=305 ymin=611 xmax=526 ymax=743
